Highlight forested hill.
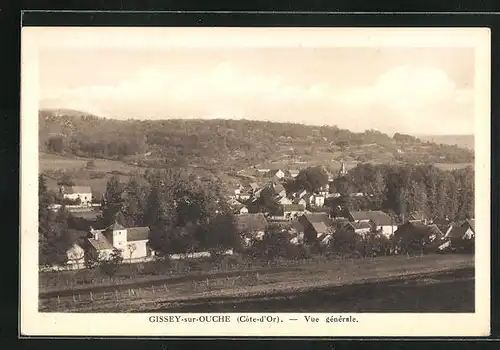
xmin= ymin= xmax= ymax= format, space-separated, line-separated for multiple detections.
xmin=39 ymin=109 xmax=474 ymax=171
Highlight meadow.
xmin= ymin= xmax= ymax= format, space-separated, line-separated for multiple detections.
xmin=39 ymin=254 xmax=473 ymax=312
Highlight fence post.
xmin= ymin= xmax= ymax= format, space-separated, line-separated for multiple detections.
xmin=152 ymin=285 xmax=155 ymax=294
xmin=90 ymin=291 xmax=93 ymax=301
xmin=57 ymin=295 xmax=60 ymax=304
xmin=164 ymin=283 xmax=167 ymax=292
xmin=72 ymin=295 xmax=76 ymax=303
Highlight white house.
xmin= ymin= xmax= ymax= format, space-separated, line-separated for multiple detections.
xmin=289 ymin=170 xmax=300 ymax=178
xmin=61 ymin=185 xmax=92 ymax=206
xmin=277 ymin=196 xmax=293 ymax=205
xmin=269 ymin=169 xmax=286 ymax=179
xmin=88 ymin=221 xmax=154 ymax=262
xmin=312 ymin=195 xmax=325 ymax=207
xmin=348 ymin=210 xmax=397 ymax=238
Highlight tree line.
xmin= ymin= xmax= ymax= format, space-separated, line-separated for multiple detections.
xmin=40 ymin=110 xmax=474 ymax=169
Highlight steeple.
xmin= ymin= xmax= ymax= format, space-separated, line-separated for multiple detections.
xmin=338 ymin=162 xmax=347 ymax=177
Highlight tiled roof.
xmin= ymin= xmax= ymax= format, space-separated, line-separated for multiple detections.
xmin=127 ymin=227 xmax=150 ymax=242
xmin=310 ymin=221 xmax=329 ymax=235
xmin=235 ymin=213 xmax=268 ymax=233
xmin=88 ymin=234 xmax=114 ymax=251
xmin=447 ymin=220 xmax=475 ymax=239
xmin=349 ymin=210 xmax=393 ymax=226
xmin=344 ymin=221 xmax=372 ymax=231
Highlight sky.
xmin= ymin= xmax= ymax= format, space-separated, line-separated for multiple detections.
xmin=35 ymin=27 xmax=478 ymax=135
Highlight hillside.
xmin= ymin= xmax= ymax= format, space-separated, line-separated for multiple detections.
xmin=416 ymin=135 xmax=474 ymax=150
xmin=39 ymin=108 xmax=474 ymax=173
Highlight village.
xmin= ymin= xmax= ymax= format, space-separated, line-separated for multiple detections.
xmin=43 ymin=161 xmax=476 ymax=272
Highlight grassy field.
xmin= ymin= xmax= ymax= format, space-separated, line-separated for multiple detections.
xmin=39 ymin=254 xmax=474 ymax=312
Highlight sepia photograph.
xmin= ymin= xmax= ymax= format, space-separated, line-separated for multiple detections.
xmin=21 ymin=26 xmax=490 ymax=337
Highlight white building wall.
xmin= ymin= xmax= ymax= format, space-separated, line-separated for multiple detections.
xmin=380 ymin=225 xmax=398 ymax=238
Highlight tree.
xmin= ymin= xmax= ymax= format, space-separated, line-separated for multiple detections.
xmin=99 ymin=248 xmax=123 ymax=277
xmin=100 ymin=176 xmax=124 ymax=227
xmin=295 ymin=166 xmax=329 ymax=192
xmin=57 ymin=174 xmax=75 ymax=187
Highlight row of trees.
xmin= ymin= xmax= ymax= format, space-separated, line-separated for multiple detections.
xmin=99 ymin=170 xmax=241 ymax=257
xmin=328 ymin=163 xmax=474 ymax=222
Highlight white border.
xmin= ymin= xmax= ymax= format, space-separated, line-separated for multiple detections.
xmin=20 ymin=27 xmax=491 ymax=337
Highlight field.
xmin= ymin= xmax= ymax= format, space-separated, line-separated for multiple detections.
xmin=39 ymin=254 xmax=474 ymax=313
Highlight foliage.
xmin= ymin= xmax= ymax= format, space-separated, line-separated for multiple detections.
xmin=99 ymin=248 xmax=124 ymax=277
xmin=39 ymin=111 xmax=474 ymax=171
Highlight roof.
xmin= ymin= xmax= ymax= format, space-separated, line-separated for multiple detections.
xmin=310 ymin=221 xmax=329 ymax=235
xmin=289 ymin=170 xmax=300 ymax=175
xmin=344 ymin=221 xmax=372 ymax=231
xmin=273 ymin=183 xmax=286 ymax=193
xmin=394 ymin=221 xmax=443 ymax=238
xmin=249 ymin=182 xmax=259 ymax=190
xmin=447 ymin=220 xmax=475 ymax=239
xmin=106 ymin=221 xmax=126 ymax=231
xmin=235 ymin=213 xmax=268 ymax=233
xmin=127 ymin=227 xmax=150 ymax=242
xmin=282 ymin=204 xmax=305 ymax=212
xmin=349 ymin=210 xmax=393 ymax=226
xmin=88 ymin=234 xmax=114 ymax=251
xmin=292 ymin=197 xmax=306 ymax=204
xmin=63 ymin=186 xmax=92 ymax=194
xmin=467 ymin=219 xmax=475 ymax=231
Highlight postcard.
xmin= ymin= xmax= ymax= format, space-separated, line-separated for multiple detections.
xmin=20 ymin=26 xmax=490 ymax=337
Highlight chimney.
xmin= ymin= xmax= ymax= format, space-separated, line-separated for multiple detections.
xmin=90 ymin=226 xmax=98 ymax=240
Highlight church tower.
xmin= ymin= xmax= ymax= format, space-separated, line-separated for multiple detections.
xmin=338 ymin=161 xmax=347 ymax=177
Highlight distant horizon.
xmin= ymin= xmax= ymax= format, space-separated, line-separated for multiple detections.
xmin=40 ymin=107 xmax=474 ymax=137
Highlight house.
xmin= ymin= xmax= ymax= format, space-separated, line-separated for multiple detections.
xmin=277 ymin=196 xmax=293 ymax=205
xmin=292 ymin=197 xmax=307 ymax=207
xmin=269 ymin=169 xmax=286 ymax=180
xmin=348 ymin=210 xmax=397 ymax=238
xmin=443 ymin=219 xmax=475 ymax=252
xmin=282 ymin=204 xmax=306 ymax=219
xmin=408 ymin=210 xmax=429 ymax=224
xmin=60 ymin=185 xmax=93 ymax=206
xmin=289 ymin=169 xmax=300 ymax=178
xmin=393 ymin=221 xmax=443 ymax=254
xmin=432 ymin=217 xmax=452 ymax=234
xmin=296 ymin=189 xmax=308 ymax=199
xmin=87 ymin=219 xmax=153 ymax=262
xmin=298 ymin=212 xmax=332 ymax=243
xmin=234 ymin=205 xmax=249 ymax=215
xmin=343 ymin=221 xmax=372 ymax=236
xmin=234 ymin=213 xmax=268 ymax=246
xmin=257 ymin=169 xmax=271 ymax=176
xmin=249 ymin=182 xmax=260 ymax=192
xmin=272 ymin=183 xmax=287 ymax=197
xmin=311 ymin=194 xmax=325 ymax=207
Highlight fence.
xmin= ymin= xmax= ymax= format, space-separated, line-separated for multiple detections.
xmin=41 ymin=271 xmax=263 ymax=311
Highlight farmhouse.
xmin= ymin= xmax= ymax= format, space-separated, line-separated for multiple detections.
xmin=282 ymin=204 xmax=306 ymax=219
xmin=441 ymin=219 xmax=475 ymax=252
xmin=234 ymin=213 xmax=268 ymax=246
xmin=348 ymin=210 xmax=397 ymax=238
xmin=393 ymin=221 xmax=443 ymax=254
xmin=234 ymin=204 xmax=249 ymax=215
xmin=277 ymin=196 xmax=293 ymax=205
xmin=298 ymin=212 xmax=332 ymax=243
xmin=343 ymin=221 xmax=372 ymax=236
xmin=87 ymin=220 xmax=154 ymax=262
xmin=269 ymin=169 xmax=286 ymax=180
xmin=60 ymin=185 xmax=92 ymax=206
